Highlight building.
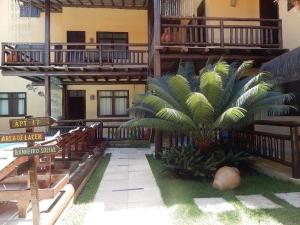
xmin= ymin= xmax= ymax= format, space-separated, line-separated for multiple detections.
xmin=0 ymin=0 xmax=299 ymax=134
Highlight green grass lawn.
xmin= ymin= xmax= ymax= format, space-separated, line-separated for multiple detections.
xmin=56 ymin=154 xmax=111 ymax=225
xmin=147 ymin=155 xmax=300 ymax=225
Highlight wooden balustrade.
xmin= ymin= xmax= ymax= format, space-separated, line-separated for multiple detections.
xmin=102 ymin=126 xmax=148 ymax=141
xmin=234 ymin=121 xmax=300 ymax=178
xmin=1 ymin=43 xmax=148 ymax=66
xmin=160 ymin=121 xmax=300 ymax=178
xmin=160 ymin=16 xmax=283 ymax=48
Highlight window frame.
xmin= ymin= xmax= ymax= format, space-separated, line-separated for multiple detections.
xmin=97 ymin=90 xmax=129 ymax=117
xmin=20 ymin=5 xmax=41 ymax=18
xmin=96 ymin=32 xmax=129 ymax=45
xmin=0 ymin=92 xmax=27 ymax=117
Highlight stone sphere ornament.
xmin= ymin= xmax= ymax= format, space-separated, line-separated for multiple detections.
xmin=212 ymin=166 xmax=241 ymax=191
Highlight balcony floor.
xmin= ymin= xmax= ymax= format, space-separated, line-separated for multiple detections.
xmin=0 ymin=65 xmax=148 ymax=85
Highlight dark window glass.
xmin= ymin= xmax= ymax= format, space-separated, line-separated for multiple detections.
xmin=0 ymin=93 xmax=26 ymax=117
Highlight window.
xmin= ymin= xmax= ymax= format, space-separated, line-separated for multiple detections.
xmin=20 ymin=6 xmax=40 ymax=17
xmin=97 ymin=91 xmax=129 ymax=117
xmin=0 ymin=93 xmax=26 ymax=117
xmin=97 ymin=32 xmax=128 ymax=45
xmin=96 ymin=32 xmax=129 ymax=61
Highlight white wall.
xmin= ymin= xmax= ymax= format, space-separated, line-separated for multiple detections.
xmin=279 ymin=0 xmax=300 ymax=49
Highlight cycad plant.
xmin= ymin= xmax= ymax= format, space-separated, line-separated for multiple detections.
xmin=122 ymin=60 xmax=295 ymax=151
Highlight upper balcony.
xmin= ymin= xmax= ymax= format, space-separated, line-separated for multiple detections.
xmin=1 ymin=43 xmax=148 ymax=67
xmin=1 ymin=43 xmax=149 ymax=84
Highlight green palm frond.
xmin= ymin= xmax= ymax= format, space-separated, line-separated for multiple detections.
xmin=186 ymin=93 xmax=214 ymax=124
xmin=232 ymin=82 xmax=272 ymax=108
xmin=200 ymin=71 xmax=223 ymax=107
xmin=128 ymin=105 xmax=156 ymax=115
xmin=156 ymin=108 xmax=197 ymax=130
xmin=235 ymin=60 xmax=253 ymax=78
xmin=139 ymin=95 xmax=174 ymax=113
xmin=249 ymin=104 xmax=297 ymax=118
xmin=214 ymin=60 xmax=229 ymax=77
xmin=214 ymin=107 xmax=247 ymax=129
xmin=167 ymin=75 xmax=192 ymax=107
xmin=148 ymin=78 xmax=184 ymax=111
xmin=236 ymin=72 xmax=272 ymax=96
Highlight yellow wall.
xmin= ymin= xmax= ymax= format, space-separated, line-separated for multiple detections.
xmin=0 ymin=76 xmax=46 ymax=132
xmin=279 ymin=0 xmax=300 ymax=49
xmin=0 ymin=5 xmax=148 ymax=44
xmin=206 ymin=0 xmax=260 ymax=18
xmin=66 ymin=84 xmax=146 ymax=120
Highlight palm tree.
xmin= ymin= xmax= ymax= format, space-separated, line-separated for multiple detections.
xmin=122 ymin=60 xmax=295 ymax=151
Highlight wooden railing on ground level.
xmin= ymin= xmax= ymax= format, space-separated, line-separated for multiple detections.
xmin=234 ymin=120 xmax=300 ymax=178
xmin=160 ymin=17 xmax=283 ymax=48
xmin=102 ymin=126 xmax=149 ymax=141
xmin=160 ymin=121 xmax=300 ymax=179
xmin=1 ymin=43 xmax=148 ymax=67
xmin=50 ymin=119 xmax=149 ymax=142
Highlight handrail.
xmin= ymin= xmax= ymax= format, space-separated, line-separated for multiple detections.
xmin=254 ymin=120 xmax=300 ymax=127
xmin=161 ymin=16 xmax=282 ymax=22
xmin=160 ymin=16 xmax=283 ymax=49
xmin=2 ymin=42 xmax=149 ymax=67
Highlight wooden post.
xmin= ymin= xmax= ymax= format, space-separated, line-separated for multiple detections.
xmin=1 ymin=43 xmax=5 ymax=66
xmin=290 ymin=126 xmax=300 ymax=178
xmin=45 ymin=76 xmax=51 ymax=118
xmin=44 ymin=0 xmax=51 ymax=122
xmin=278 ymin=19 xmax=283 ymax=49
xmin=26 ymin=116 xmax=40 ymax=225
xmin=62 ymin=84 xmax=67 ymax=119
xmin=45 ymin=0 xmax=51 ymax=66
xmin=220 ymin=19 xmax=225 ymax=48
xmin=153 ymin=0 xmax=163 ymax=157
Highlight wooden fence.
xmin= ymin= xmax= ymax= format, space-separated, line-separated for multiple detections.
xmin=160 ymin=121 xmax=300 ymax=179
xmin=2 ymin=43 xmax=148 ymax=66
xmin=160 ymin=17 xmax=283 ymax=48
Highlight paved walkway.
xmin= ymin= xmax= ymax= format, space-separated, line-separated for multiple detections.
xmin=83 ymin=148 xmax=172 ymax=225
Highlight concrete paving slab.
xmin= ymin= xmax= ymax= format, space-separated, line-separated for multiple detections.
xmin=194 ymin=198 xmax=235 ymax=213
xmin=275 ymin=192 xmax=300 ymax=207
xmin=236 ymin=194 xmax=281 ymax=209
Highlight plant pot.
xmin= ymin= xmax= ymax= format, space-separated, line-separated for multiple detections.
xmin=212 ymin=166 xmax=241 ymax=191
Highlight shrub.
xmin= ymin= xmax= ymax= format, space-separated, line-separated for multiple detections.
xmin=161 ymin=145 xmax=249 ymax=179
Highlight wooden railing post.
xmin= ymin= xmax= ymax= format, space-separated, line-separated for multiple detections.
xmin=220 ymin=19 xmax=225 ymax=48
xmin=1 ymin=43 xmax=5 ymax=65
xmin=99 ymin=45 xmax=103 ymax=66
xmin=278 ymin=19 xmax=283 ymax=49
xmin=290 ymin=126 xmax=300 ymax=178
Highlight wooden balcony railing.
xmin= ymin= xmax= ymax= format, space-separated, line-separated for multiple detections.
xmin=1 ymin=43 xmax=148 ymax=67
xmin=160 ymin=16 xmax=283 ymax=48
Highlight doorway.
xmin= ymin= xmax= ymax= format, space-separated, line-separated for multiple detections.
xmin=259 ymin=0 xmax=279 ymax=46
xmin=67 ymin=31 xmax=86 ymax=63
xmin=67 ymin=90 xmax=86 ymax=120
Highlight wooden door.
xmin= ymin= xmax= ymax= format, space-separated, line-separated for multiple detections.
xmin=67 ymin=90 xmax=86 ymax=120
xmin=67 ymin=31 xmax=86 ymax=63
xmin=260 ymin=0 xmax=279 ymax=47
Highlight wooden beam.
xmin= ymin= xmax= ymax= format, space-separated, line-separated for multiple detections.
xmin=45 ymin=0 xmax=51 ymax=66
xmin=45 ymin=76 xmax=51 ymax=117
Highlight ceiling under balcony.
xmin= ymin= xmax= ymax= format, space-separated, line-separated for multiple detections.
xmin=20 ymin=0 xmax=149 ymax=12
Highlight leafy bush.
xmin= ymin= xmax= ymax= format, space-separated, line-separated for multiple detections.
xmin=122 ymin=60 xmax=295 ymax=150
xmin=161 ymin=145 xmax=249 ymax=179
